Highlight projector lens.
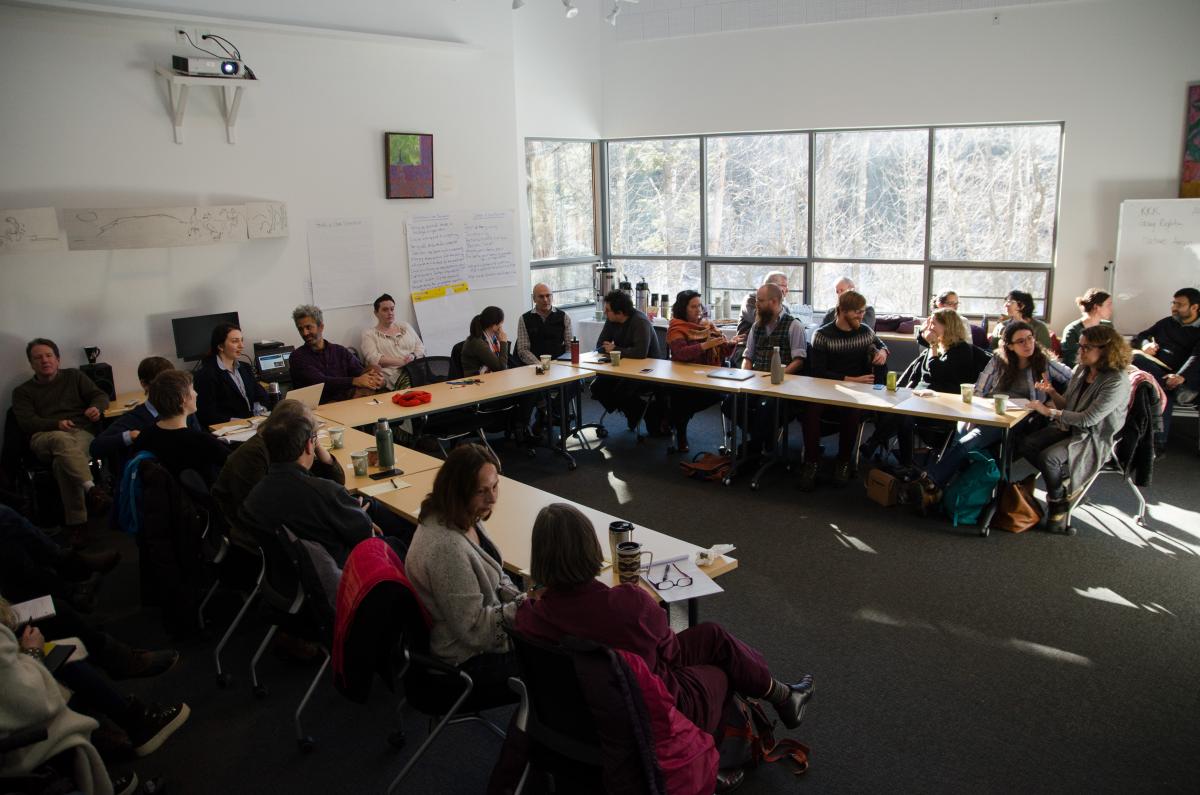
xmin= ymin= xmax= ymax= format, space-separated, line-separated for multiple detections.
xmin=221 ymin=61 xmax=239 ymax=75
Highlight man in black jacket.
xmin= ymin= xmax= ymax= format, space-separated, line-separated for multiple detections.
xmin=1132 ymin=287 xmax=1200 ymax=448
xmin=590 ymin=290 xmax=662 ymax=430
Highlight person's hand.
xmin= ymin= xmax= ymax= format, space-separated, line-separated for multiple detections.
xmin=1028 ymin=399 xmax=1051 ymax=416
xmin=56 ymin=419 xmax=76 ymax=432
xmin=370 ymin=523 xmax=383 ymax=537
xmin=601 ymin=340 xmax=616 ymax=353
xmin=845 ymin=374 xmax=875 ymax=384
xmin=1142 ymin=340 xmax=1160 ymax=356
xmin=353 ymin=371 xmax=384 ymax=390
xmin=871 ymin=348 xmax=888 ymax=366
xmin=991 ymin=320 xmax=1006 ymax=338
xmin=731 ymin=333 xmax=747 ymax=346
xmin=1164 ymin=374 xmax=1184 ymax=389
xmin=84 ymin=407 xmax=101 ymax=422
xmin=128 ymin=429 xmax=140 ymax=441
xmin=20 ymin=625 xmax=44 ymax=651
xmin=314 ymin=441 xmax=334 ymax=466
xmin=1034 ymin=374 xmax=1056 ymax=395
xmin=496 ymin=327 xmax=508 ymax=344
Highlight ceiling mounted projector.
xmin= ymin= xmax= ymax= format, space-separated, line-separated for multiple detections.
xmin=172 ymin=55 xmax=244 ymax=77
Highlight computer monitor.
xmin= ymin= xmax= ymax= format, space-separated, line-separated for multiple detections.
xmin=171 ymin=311 xmax=240 ymax=362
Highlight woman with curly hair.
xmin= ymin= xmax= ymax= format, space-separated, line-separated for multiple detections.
xmin=1022 ymin=324 xmax=1132 ymax=533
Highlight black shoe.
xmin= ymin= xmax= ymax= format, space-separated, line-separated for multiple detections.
xmin=797 ymin=462 xmax=819 ymax=492
xmin=625 ymin=398 xmax=647 ymax=431
xmin=715 ymin=767 xmax=745 ymax=793
xmin=832 ymin=461 xmax=852 ymax=487
xmin=64 ymin=573 xmax=102 ymax=613
xmin=774 ymin=674 xmax=815 ymax=730
xmin=127 ymin=698 xmax=190 ymax=757
xmin=111 ymin=772 xmax=139 ymax=795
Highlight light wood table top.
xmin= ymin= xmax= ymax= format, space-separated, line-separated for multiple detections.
xmin=104 ymin=390 xmax=145 ymax=418
xmin=324 ymin=427 xmax=443 ymax=490
xmin=891 ymin=391 xmax=1031 ymax=429
xmin=744 ymin=374 xmax=914 ymax=411
xmin=313 ymin=363 xmax=593 ymax=428
xmin=574 ymin=353 xmax=754 ymax=393
xmin=375 ymin=469 xmax=737 ymax=588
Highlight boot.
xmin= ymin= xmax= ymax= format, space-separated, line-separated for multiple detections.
xmin=673 ymin=423 xmax=690 ymax=454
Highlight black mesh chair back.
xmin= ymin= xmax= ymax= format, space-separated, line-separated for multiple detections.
xmin=402 ymin=356 xmax=453 ymax=387
xmin=449 ymin=341 xmax=467 ymax=379
xmin=507 ymin=631 xmax=603 ymax=769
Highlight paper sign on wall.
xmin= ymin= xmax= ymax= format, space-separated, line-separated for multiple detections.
xmin=308 ymin=217 xmax=377 ymax=310
xmin=406 ymin=210 xmax=518 ymax=295
xmin=411 ymin=281 xmax=471 ymax=357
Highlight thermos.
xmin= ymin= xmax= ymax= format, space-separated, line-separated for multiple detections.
xmin=619 ymin=279 xmax=633 ymax=301
xmin=635 ymin=278 xmax=650 ymax=314
xmin=608 ymin=520 xmax=633 ymax=567
xmin=570 ymin=336 xmax=580 ymax=365
xmin=660 ymin=294 xmax=670 ymax=318
xmin=374 ymin=418 xmax=395 ymax=469
xmin=770 ymin=346 xmax=784 ymax=385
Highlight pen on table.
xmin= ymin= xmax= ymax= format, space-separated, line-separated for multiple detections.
xmin=390 ymin=478 xmax=398 ymax=488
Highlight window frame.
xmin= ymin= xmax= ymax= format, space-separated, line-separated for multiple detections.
xmin=525 ymin=122 xmax=1064 ymax=319
xmin=526 ymin=137 xmax=602 ymax=309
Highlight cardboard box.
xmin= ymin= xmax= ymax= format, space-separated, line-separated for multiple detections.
xmin=866 ymin=468 xmax=900 ymax=507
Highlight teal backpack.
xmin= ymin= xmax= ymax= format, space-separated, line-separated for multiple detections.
xmin=941 ymin=450 xmax=1001 ymax=526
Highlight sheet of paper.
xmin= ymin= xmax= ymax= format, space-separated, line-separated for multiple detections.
xmin=0 ymin=207 xmax=64 ymax=255
xmin=11 ymin=595 xmax=56 ymax=624
xmin=462 ymin=210 xmax=517 ymax=289
xmin=308 ymin=217 xmax=377 ymax=309
xmin=406 ymin=213 xmax=466 ymax=292
xmin=359 ymin=480 xmax=412 ymax=497
xmin=246 ymin=201 xmax=289 ymax=239
xmin=642 ymin=558 xmax=724 ymax=604
xmin=411 ymin=282 xmax=472 ymax=357
xmin=65 ymin=205 xmax=248 ymax=250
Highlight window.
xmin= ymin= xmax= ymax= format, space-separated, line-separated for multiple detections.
xmin=813 ymin=129 xmax=928 ymax=261
xmin=607 ymin=138 xmax=701 ymax=256
xmin=706 ymin=134 xmax=809 ymax=257
xmin=812 ymin=262 xmax=925 ymax=316
xmin=930 ymin=267 xmax=1050 ymax=319
xmin=706 ymin=263 xmax=806 ymax=313
xmin=931 ymin=125 xmax=1061 ymax=263
xmin=526 ymin=140 xmax=597 ymax=261
xmin=534 ymin=262 xmax=594 ymax=308
xmin=608 ymin=260 xmax=702 ymax=312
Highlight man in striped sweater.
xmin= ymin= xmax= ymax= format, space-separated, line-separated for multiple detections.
xmin=800 ymin=290 xmax=888 ymax=491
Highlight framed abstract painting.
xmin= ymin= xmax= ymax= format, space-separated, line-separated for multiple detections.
xmin=1182 ymin=84 xmax=1200 ymax=198
xmin=385 ymin=132 xmax=434 ymax=199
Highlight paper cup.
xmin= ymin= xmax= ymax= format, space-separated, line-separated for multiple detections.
xmin=366 ymin=446 xmax=379 ymax=467
xmin=610 ymin=350 xmax=622 ymax=367
xmin=960 ymin=384 xmax=974 ymax=404
xmin=351 ymin=451 xmax=369 ymax=477
xmin=993 ymin=393 xmax=1009 ymax=415
xmin=329 ymin=427 xmax=345 ymax=449
xmin=539 ymin=354 xmax=551 ymax=369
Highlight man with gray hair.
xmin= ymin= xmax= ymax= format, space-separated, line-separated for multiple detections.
xmin=289 ymin=304 xmax=383 ymax=403
xmin=820 ymin=277 xmax=876 ymax=330
xmin=737 ymin=270 xmax=790 ymax=339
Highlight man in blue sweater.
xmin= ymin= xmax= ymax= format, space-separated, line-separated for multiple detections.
xmin=1132 ymin=287 xmax=1200 ymax=449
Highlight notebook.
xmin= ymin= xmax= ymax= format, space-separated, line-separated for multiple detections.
xmin=705 ymin=369 xmax=755 ymax=382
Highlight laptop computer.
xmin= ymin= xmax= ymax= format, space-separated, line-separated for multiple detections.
xmin=706 ymin=369 xmax=755 ymax=382
xmin=284 ymin=382 xmax=325 ymax=409
xmin=256 ymin=346 xmax=293 ymax=382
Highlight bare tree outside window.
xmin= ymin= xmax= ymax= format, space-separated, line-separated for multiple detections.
xmin=534 ymin=262 xmax=594 ymax=307
xmin=931 ymin=125 xmax=1060 ymax=263
xmin=707 ymin=263 xmax=806 ymax=313
xmin=812 ymin=262 xmax=925 ymax=315
xmin=608 ymin=139 xmax=701 ymax=256
xmin=814 ymin=129 xmax=928 ymax=261
xmin=526 ymin=140 xmax=596 ymax=261
xmin=707 ymin=134 xmax=809 ymax=257
xmin=610 ymin=259 xmax=702 ymax=308
xmin=931 ymin=268 xmax=1049 ymax=319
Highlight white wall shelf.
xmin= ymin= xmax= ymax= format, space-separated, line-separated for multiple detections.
xmin=155 ymin=66 xmax=256 ymax=144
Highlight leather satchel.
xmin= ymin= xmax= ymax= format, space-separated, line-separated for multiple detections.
xmin=992 ymin=474 xmax=1044 ymax=533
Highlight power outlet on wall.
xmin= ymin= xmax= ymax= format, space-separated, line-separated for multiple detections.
xmin=992 ymin=14 xmax=1000 ymax=25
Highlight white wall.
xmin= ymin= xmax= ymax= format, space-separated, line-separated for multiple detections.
xmin=0 ymin=1 xmax=525 ymax=412
xmin=598 ymin=0 xmax=1200 ymax=330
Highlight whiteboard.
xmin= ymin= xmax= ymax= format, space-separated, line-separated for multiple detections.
xmin=1113 ymin=199 xmax=1200 ymax=334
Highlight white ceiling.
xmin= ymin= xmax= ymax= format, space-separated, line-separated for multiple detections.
xmin=611 ymin=0 xmax=1080 ymax=42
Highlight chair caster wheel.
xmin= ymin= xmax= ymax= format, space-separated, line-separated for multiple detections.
xmin=567 ymin=461 xmax=577 ymax=471
xmin=1066 ymin=525 xmax=1077 ymax=536
xmin=253 ymin=684 xmax=268 ymax=698
xmin=722 ymin=477 xmax=733 ymax=487
xmin=298 ymin=737 xmax=315 ymax=754
xmin=216 ymin=673 xmax=232 ymax=688
xmin=979 ymin=526 xmax=990 ymax=537
xmin=750 ymin=481 xmax=759 ymax=491
xmin=596 ymin=427 xmax=609 ymax=438
xmin=387 ymin=731 xmax=407 ymax=750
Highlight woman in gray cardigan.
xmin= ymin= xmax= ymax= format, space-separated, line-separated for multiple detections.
xmin=460 ymin=306 xmax=511 ymax=376
xmin=1022 ymin=325 xmax=1132 ymax=533
xmin=404 ymin=443 xmax=523 ymax=701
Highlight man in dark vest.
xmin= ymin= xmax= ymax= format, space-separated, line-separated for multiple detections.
xmin=515 ymin=282 xmax=576 ymax=437
xmin=728 ymin=283 xmax=807 ymax=458
xmin=515 ymin=283 xmax=573 ymax=365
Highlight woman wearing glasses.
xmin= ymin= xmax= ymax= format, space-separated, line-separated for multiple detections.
xmin=405 ymin=443 xmax=523 ymax=703
xmin=989 ymin=290 xmax=1052 ymax=351
xmin=907 ymin=321 xmax=1071 ymax=514
xmin=1021 ymin=325 xmax=1131 ymax=533
xmin=514 ymin=503 xmax=815 ymax=743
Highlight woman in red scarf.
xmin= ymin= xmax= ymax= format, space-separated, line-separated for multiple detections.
xmin=666 ymin=291 xmax=745 ymax=452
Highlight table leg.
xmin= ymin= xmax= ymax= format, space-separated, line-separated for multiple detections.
xmin=688 ymin=597 xmax=699 ymax=627
xmin=554 ymin=385 xmax=576 ymax=471
xmin=724 ymin=392 xmax=742 ymax=485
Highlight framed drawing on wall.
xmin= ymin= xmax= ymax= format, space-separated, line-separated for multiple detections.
xmin=1182 ymin=84 xmax=1200 ymax=198
xmin=385 ymin=132 xmax=434 ymax=199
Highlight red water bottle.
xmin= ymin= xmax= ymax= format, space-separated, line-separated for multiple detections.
xmin=570 ymin=336 xmax=580 ymax=365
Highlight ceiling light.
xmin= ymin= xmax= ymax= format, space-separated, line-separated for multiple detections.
xmin=562 ymin=0 xmax=579 ymax=17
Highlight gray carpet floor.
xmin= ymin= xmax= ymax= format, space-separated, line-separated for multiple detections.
xmin=96 ymin=402 xmax=1200 ymax=793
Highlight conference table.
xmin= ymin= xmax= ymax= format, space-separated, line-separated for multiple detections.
xmin=370 ymin=467 xmax=736 ymax=626
xmin=312 ymin=363 xmax=594 ymax=470
xmin=103 ymin=390 xmax=145 ymax=419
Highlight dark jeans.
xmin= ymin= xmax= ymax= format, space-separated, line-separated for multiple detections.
xmin=802 ymin=405 xmax=863 ymax=464
xmin=1018 ymin=425 xmax=1073 ymax=500
xmin=0 ymin=504 xmax=75 ymax=602
xmin=1133 ymin=355 xmax=1200 ymax=443
xmin=61 ymin=660 xmax=132 ymax=728
xmin=722 ymin=395 xmax=788 ymax=454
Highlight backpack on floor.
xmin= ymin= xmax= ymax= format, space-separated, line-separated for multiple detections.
xmin=678 ymin=452 xmax=732 ymax=482
xmin=941 ymin=450 xmax=1001 ymax=527
xmin=718 ymin=695 xmax=810 ymax=775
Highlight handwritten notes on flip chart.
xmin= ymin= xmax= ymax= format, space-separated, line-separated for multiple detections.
xmin=307 ymin=218 xmax=377 ymax=310
xmin=1114 ymin=199 xmax=1200 ymax=333
xmin=406 ymin=210 xmax=517 ymax=294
